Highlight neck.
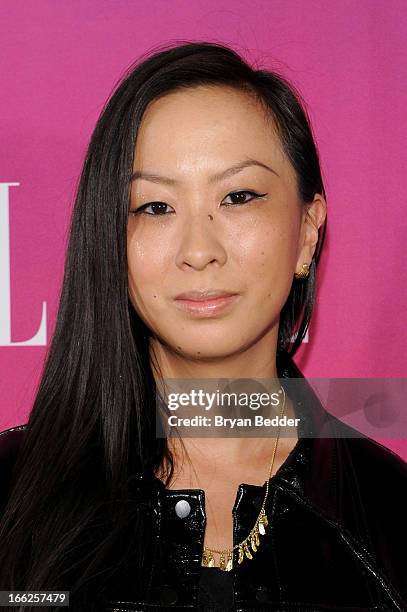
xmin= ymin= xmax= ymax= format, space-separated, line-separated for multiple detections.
xmin=148 ymin=332 xmax=299 ymax=483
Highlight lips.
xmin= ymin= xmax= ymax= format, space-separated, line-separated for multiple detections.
xmin=173 ymin=291 xmax=241 ymax=317
xmin=174 ymin=290 xmax=238 ymax=301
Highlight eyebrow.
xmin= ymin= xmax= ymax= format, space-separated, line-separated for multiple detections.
xmin=130 ymin=159 xmax=279 ymax=186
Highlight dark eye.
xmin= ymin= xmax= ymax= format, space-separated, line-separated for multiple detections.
xmin=129 ymin=201 xmax=174 ymax=216
xmin=222 ymin=190 xmax=268 ymax=206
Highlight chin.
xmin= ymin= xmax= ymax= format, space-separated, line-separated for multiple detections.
xmin=170 ymin=338 xmax=245 ymax=360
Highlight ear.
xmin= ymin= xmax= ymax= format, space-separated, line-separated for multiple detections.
xmin=295 ymin=194 xmax=327 ymax=274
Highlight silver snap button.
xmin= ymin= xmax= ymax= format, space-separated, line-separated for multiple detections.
xmin=175 ymin=499 xmax=191 ymax=518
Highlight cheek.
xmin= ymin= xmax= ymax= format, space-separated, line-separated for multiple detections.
xmin=127 ymin=226 xmax=172 ymax=277
xmin=127 ymin=233 xmax=170 ymax=314
xmin=237 ymin=224 xmax=298 ymax=324
xmin=239 ymin=220 xmax=297 ymax=284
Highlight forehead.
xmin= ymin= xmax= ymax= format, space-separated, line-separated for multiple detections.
xmin=133 ymin=85 xmax=287 ymax=176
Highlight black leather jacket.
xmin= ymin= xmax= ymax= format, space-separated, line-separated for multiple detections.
xmin=1 ymin=359 xmax=406 ymax=611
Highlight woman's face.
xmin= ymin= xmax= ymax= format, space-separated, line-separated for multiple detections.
xmin=127 ymin=85 xmax=323 ymax=360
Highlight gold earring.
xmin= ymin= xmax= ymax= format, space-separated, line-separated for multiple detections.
xmin=294 ymin=263 xmax=310 ymax=279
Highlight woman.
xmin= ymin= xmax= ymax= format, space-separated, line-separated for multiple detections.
xmin=0 ymin=41 xmax=406 ymax=612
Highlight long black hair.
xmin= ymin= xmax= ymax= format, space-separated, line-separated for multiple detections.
xmin=0 ymin=40 xmax=327 ymax=610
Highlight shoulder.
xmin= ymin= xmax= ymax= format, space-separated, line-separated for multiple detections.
xmin=324 ymin=414 xmax=407 ymax=481
xmin=341 ymin=433 xmax=407 ymax=484
xmin=336 ymin=429 xmax=407 ymax=514
xmin=0 ymin=423 xmax=28 ymax=460
xmin=0 ymin=423 xmax=28 ymax=463
xmin=0 ymin=424 xmax=28 ymax=512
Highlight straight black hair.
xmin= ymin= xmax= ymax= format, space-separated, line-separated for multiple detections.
xmin=0 ymin=40 xmax=327 ymax=610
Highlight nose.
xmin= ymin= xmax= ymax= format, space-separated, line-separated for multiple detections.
xmin=175 ymin=212 xmax=227 ymax=271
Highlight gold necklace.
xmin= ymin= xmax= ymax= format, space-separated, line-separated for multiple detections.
xmin=201 ymin=384 xmax=286 ymax=572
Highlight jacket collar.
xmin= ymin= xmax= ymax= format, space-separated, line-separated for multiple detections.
xmin=272 ymin=352 xmax=349 ymax=523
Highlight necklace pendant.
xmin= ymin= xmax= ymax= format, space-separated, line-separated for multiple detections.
xmin=238 ymin=545 xmax=244 ymax=564
xmin=253 ymin=526 xmax=260 ymax=547
xmin=202 ymin=547 xmax=215 ymax=567
xmin=243 ymin=541 xmax=253 ymax=560
xmin=225 ymin=552 xmax=233 ymax=571
xmin=261 ymin=510 xmax=269 ymax=527
xmin=258 ymin=510 xmax=268 ymax=535
xmin=219 ymin=550 xmax=233 ymax=572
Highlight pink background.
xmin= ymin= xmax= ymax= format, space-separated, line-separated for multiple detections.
xmin=0 ymin=1 xmax=406 ymax=459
